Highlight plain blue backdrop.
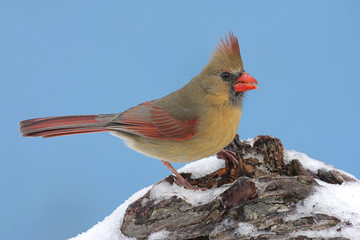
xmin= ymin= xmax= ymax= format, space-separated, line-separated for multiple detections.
xmin=1 ymin=1 xmax=359 ymax=239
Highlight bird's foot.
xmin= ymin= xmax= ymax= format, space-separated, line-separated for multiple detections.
xmin=217 ymin=148 xmax=250 ymax=180
xmin=173 ymin=177 xmax=207 ymax=191
xmin=161 ymin=160 xmax=207 ymax=191
xmin=216 ymin=149 xmax=240 ymax=167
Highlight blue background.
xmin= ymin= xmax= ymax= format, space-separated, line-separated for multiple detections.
xmin=1 ymin=1 xmax=359 ymax=239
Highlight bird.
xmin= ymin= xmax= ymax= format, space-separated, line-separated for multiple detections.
xmin=19 ymin=32 xmax=258 ymax=190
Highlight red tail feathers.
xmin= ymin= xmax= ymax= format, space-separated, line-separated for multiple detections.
xmin=19 ymin=115 xmax=112 ymax=138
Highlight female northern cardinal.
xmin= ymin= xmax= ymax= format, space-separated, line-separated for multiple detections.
xmin=19 ymin=32 xmax=258 ymax=190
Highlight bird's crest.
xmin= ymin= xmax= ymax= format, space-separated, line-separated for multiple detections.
xmin=216 ymin=32 xmax=240 ymax=59
xmin=208 ymin=32 xmax=243 ymax=71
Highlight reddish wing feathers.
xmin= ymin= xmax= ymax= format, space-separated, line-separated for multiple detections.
xmin=105 ymin=102 xmax=198 ymax=141
xmin=19 ymin=103 xmax=198 ymax=141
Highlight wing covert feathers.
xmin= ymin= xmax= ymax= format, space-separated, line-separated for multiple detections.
xmin=104 ymin=102 xmax=198 ymax=141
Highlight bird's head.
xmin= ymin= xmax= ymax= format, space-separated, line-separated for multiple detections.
xmin=199 ymin=32 xmax=258 ymax=106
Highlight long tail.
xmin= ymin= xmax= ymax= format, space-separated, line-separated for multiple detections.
xmin=19 ymin=114 xmax=116 ymax=138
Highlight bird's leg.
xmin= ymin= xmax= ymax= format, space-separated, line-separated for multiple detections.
xmin=161 ymin=160 xmax=205 ymax=191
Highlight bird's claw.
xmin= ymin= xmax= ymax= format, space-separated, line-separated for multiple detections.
xmin=217 ymin=149 xmax=239 ymax=166
xmin=174 ymin=178 xmax=207 ymax=191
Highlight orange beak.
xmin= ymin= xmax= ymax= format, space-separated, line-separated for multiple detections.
xmin=234 ymin=72 xmax=258 ymax=92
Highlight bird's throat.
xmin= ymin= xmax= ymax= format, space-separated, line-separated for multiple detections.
xmin=229 ymin=88 xmax=244 ymax=106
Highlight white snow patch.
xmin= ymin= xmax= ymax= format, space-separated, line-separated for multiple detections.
xmin=150 ymin=181 xmax=230 ymax=206
xmin=236 ymin=222 xmax=256 ymax=235
xmin=287 ymin=180 xmax=360 ymax=239
xmin=242 ymin=138 xmax=255 ymax=146
xmin=212 ymin=218 xmax=236 ymax=232
xmin=284 ymin=150 xmax=335 ymax=172
xmin=178 ymin=156 xmax=225 ymax=179
xmin=236 ymin=222 xmax=275 ymax=238
xmin=70 ymin=186 xmax=152 ymax=240
xmin=243 ymin=152 xmax=264 ymax=162
xmin=284 ymin=150 xmax=357 ymax=180
xmin=148 ymin=230 xmax=170 ymax=240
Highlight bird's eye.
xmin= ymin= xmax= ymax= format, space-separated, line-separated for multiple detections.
xmin=220 ymin=72 xmax=231 ymax=81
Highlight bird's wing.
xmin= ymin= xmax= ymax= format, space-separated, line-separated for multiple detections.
xmin=105 ymin=102 xmax=198 ymax=141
